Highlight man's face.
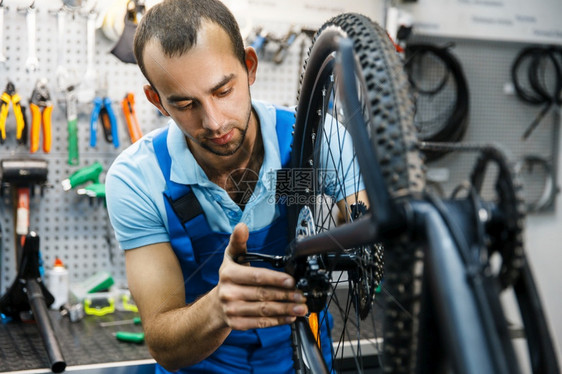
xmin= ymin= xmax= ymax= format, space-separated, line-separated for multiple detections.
xmin=143 ymin=21 xmax=255 ymax=157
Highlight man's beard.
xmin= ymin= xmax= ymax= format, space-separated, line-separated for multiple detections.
xmin=200 ymin=124 xmax=248 ymax=156
xmin=193 ymin=104 xmax=252 ymax=157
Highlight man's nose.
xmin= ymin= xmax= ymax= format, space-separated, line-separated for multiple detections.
xmin=201 ymin=99 xmax=225 ymax=132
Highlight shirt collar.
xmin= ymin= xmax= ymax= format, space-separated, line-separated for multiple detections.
xmin=166 ymin=100 xmax=281 ymax=187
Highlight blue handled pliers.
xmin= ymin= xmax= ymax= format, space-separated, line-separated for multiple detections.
xmin=90 ymin=81 xmax=119 ymax=148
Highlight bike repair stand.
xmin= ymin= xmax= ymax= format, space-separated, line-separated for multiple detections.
xmin=0 ymin=232 xmax=66 ymax=373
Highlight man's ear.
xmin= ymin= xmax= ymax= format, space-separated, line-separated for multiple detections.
xmin=144 ymin=84 xmax=170 ymax=117
xmin=244 ymin=47 xmax=258 ymax=86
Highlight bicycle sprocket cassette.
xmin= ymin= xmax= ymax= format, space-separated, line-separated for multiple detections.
xmin=295 ymin=206 xmax=331 ymax=313
xmin=349 ymin=202 xmax=384 ymax=319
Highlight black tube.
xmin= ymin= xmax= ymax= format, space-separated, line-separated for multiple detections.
xmin=26 ymin=278 xmax=66 ymax=373
xmin=414 ymin=200 xmax=496 ymax=374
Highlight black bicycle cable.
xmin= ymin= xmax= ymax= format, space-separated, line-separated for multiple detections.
xmin=511 ymin=45 xmax=562 ymax=140
xmin=404 ymin=42 xmax=470 ymax=162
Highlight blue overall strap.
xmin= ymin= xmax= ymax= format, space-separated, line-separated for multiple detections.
xmin=275 ymin=106 xmax=295 ymax=168
xmin=153 ymin=128 xmax=205 ymax=225
xmin=153 ymin=128 xmax=205 ymax=264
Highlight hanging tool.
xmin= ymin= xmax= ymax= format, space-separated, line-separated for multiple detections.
xmin=0 ymin=82 xmax=27 ymax=145
xmin=65 ymin=85 xmax=79 ymax=165
xmin=0 ymin=232 xmax=66 ymax=373
xmin=77 ymin=9 xmax=97 ymax=103
xmin=76 ymin=182 xmax=105 ymax=198
xmin=90 ymin=76 xmax=119 ymax=148
xmin=62 ymin=0 xmax=83 ymax=9
xmin=100 ymin=316 xmax=141 ymax=327
xmin=15 ymin=186 xmax=30 ymax=238
xmin=0 ymin=1 xmax=7 ymax=65
xmin=29 ymin=79 xmax=53 ymax=153
xmin=0 ymin=158 xmax=48 ymax=251
xmin=61 ymin=161 xmax=103 ymax=191
xmin=18 ymin=1 xmax=38 ymax=73
xmin=273 ymin=28 xmax=298 ymax=64
xmin=121 ymin=92 xmax=142 ymax=143
xmin=55 ymin=7 xmax=70 ymax=93
xmin=76 ymin=182 xmax=114 ymax=263
xmin=247 ymin=27 xmax=269 ymax=57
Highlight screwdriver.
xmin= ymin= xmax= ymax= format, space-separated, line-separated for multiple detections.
xmin=99 ymin=316 xmax=141 ymax=327
xmin=114 ymin=331 xmax=145 ymax=343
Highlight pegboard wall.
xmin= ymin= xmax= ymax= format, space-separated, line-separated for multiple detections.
xmin=0 ymin=0 xmax=169 ymax=292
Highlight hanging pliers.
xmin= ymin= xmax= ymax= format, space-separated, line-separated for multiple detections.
xmin=0 ymin=81 xmax=27 ymax=145
xmin=121 ymin=92 xmax=143 ymax=143
xmin=29 ymin=79 xmax=53 ymax=153
xmin=90 ymin=78 xmax=119 ymax=148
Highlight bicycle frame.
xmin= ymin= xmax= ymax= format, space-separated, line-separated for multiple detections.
xmin=288 ymin=38 xmax=560 ymax=374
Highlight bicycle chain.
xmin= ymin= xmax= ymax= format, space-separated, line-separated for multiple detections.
xmin=421 ymin=141 xmax=526 ymax=288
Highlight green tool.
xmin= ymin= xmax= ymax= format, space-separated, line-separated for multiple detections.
xmin=77 ymin=183 xmax=105 ymax=198
xmin=61 ymin=161 xmax=103 ymax=191
xmin=66 ymin=86 xmax=79 ymax=165
xmin=114 ymin=331 xmax=145 ymax=343
xmin=100 ymin=316 xmax=141 ymax=327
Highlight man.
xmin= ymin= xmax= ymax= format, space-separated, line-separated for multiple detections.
xmin=106 ymin=0 xmax=312 ymax=372
xmin=106 ymin=0 xmax=366 ymax=372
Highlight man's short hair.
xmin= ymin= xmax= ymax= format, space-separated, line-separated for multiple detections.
xmin=133 ymin=0 xmax=246 ymax=85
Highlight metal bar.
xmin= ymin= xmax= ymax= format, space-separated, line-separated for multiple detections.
xmin=26 ymin=278 xmax=66 ymax=373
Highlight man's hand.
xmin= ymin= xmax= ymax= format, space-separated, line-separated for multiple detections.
xmin=217 ymin=223 xmax=308 ymax=330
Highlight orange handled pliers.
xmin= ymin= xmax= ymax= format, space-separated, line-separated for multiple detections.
xmin=121 ymin=92 xmax=143 ymax=143
xmin=29 ymin=79 xmax=53 ymax=153
xmin=0 ymin=82 xmax=27 ymax=145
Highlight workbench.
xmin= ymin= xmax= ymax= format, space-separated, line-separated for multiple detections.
xmin=0 ymin=294 xmax=384 ymax=373
xmin=0 ymin=310 xmax=154 ymax=373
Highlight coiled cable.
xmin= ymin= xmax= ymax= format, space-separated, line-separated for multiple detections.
xmin=405 ymin=42 xmax=470 ymax=162
xmin=511 ymin=45 xmax=562 ymax=140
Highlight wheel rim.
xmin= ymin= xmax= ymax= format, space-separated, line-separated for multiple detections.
xmin=292 ymin=38 xmax=383 ymax=373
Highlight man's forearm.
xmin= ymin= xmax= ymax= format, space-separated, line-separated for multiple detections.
xmin=144 ymin=288 xmax=231 ymax=371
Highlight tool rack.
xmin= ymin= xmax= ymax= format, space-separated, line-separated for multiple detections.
xmin=0 ymin=0 xmax=162 ymax=291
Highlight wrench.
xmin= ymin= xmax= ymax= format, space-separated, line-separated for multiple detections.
xmin=0 ymin=2 xmax=6 ymax=64
xmin=77 ymin=10 xmax=96 ymax=102
xmin=56 ymin=8 xmax=69 ymax=92
xmin=23 ymin=2 xmax=38 ymax=73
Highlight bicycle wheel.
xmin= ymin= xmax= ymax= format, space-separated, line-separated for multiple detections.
xmin=288 ymin=13 xmax=425 ymax=374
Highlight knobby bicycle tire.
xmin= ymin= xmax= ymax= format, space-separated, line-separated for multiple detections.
xmin=289 ymin=13 xmax=425 ymax=374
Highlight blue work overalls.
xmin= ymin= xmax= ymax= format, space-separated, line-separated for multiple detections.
xmin=152 ymin=108 xmax=332 ymax=373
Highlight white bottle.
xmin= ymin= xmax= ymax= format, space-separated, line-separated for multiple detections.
xmin=45 ymin=257 xmax=69 ymax=310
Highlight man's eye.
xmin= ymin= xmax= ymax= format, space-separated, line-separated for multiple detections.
xmin=218 ymin=88 xmax=232 ymax=97
xmin=177 ymin=102 xmax=193 ymax=110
